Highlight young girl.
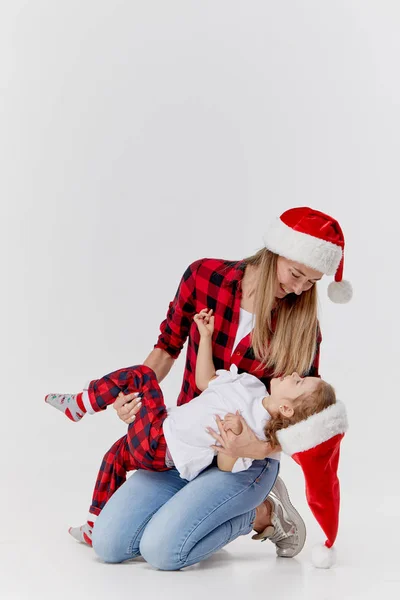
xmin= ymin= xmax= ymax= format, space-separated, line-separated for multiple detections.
xmin=46 ymin=309 xmax=336 ymax=547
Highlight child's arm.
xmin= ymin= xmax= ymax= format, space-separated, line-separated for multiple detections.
xmin=217 ymin=413 xmax=243 ymax=472
xmin=217 ymin=453 xmax=238 ymax=472
xmin=194 ymin=309 xmax=217 ymax=391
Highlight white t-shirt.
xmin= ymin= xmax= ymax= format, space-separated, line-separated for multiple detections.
xmin=163 ymin=364 xmax=281 ymax=481
xmin=231 ymin=308 xmax=255 ymax=356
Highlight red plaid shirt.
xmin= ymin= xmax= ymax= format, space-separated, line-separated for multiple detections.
xmin=154 ymin=258 xmax=321 ymax=406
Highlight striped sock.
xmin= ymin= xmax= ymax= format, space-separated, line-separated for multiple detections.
xmin=45 ymin=392 xmax=86 ymax=422
xmin=68 ymin=514 xmax=96 ymax=547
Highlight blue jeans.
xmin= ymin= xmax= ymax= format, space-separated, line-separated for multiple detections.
xmin=92 ymin=458 xmax=280 ymax=570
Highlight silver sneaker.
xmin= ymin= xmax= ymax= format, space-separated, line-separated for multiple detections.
xmin=252 ymin=476 xmax=306 ymax=558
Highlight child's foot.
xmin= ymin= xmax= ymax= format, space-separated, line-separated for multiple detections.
xmin=68 ymin=519 xmax=95 ymax=547
xmin=45 ymin=392 xmax=86 ymax=422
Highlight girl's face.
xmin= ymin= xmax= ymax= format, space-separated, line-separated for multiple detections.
xmin=275 ymin=256 xmax=323 ymax=299
xmin=270 ymin=373 xmax=320 ymax=402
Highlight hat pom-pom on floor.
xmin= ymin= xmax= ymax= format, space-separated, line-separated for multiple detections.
xmin=311 ymin=544 xmax=337 ymax=569
xmin=327 ymin=280 xmax=353 ymax=304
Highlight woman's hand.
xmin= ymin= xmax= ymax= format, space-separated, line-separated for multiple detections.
xmin=113 ymin=391 xmax=143 ymax=424
xmin=193 ymin=309 xmax=214 ymax=338
xmin=207 ymin=415 xmax=276 ymax=460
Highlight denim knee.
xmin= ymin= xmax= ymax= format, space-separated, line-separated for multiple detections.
xmin=139 ymin=527 xmax=182 ymax=571
xmin=92 ymin=522 xmax=126 ymax=564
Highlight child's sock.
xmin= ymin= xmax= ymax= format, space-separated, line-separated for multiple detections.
xmin=68 ymin=514 xmax=96 ymax=547
xmin=45 ymin=392 xmax=86 ymax=422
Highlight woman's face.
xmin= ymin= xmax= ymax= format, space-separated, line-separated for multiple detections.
xmin=275 ymin=256 xmax=323 ymax=298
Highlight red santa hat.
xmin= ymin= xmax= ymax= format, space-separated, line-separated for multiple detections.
xmin=276 ymin=400 xmax=348 ymax=568
xmin=264 ymin=207 xmax=353 ymax=303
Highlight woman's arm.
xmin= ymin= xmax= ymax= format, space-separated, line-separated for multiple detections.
xmin=154 ymin=259 xmax=202 ymax=360
xmin=114 ymin=260 xmax=202 ymax=423
xmin=143 ymin=347 xmax=175 ymax=382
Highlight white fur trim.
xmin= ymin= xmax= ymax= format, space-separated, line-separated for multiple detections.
xmin=312 ymin=544 xmax=336 ymax=569
xmin=263 ymin=217 xmax=342 ymax=276
xmin=276 ymin=401 xmax=348 ymax=455
xmin=327 ymin=280 xmax=353 ymax=303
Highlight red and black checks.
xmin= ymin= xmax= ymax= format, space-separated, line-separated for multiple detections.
xmin=87 ymin=258 xmax=321 ymax=515
xmin=88 ymin=365 xmax=170 ymax=515
xmin=154 ymin=258 xmax=321 ymax=405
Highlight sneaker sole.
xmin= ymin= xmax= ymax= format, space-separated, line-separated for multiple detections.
xmin=271 ymin=476 xmax=306 ymax=558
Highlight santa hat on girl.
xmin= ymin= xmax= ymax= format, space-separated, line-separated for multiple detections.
xmin=276 ymin=400 xmax=348 ymax=568
xmin=264 ymin=207 xmax=353 ymax=303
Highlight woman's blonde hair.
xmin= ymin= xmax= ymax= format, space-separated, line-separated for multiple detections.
xmin=264 ymin=379 xmax=336 ymax=449
xmin=243 ymin=248 xmax=319 ymax=376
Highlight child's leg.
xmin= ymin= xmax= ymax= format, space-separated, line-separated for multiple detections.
xmin=45 ymin=392 xmax=87 ymax=422
xmin=86 ymin=364 xmax=158 ymax=412
xmin=125 ymin=368 xmax=170 ymax=471
xmin=69 ymin=434 xmax=138 ymax=547
xmin=69 ymin=368 xmax=170 ymax=547
xmin=45 ymin=364 xmax=154 ymax=421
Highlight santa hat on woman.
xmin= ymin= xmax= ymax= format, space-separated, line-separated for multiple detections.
xmin=276 ymin=400 xmax=348 ymax=568
xmin=264 ymin=207 xmax=353 ymax=303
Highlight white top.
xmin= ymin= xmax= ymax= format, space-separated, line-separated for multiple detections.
xmin=231 ymin=308 xmax=255 ymax=355
xmin=163 ymin=364 xmax=281 ymax=481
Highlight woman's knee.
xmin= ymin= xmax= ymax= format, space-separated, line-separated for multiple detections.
xmin=139 ymin=525 xmax=183 ymax=571
xmin=93 ymin=468 xmax=184 ymax=565
xmin=92 ymin=517 xmax=128 ymax=564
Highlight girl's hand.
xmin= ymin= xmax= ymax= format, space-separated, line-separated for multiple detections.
xmin=222 ymin=411 xmax=243 ymax=435
xmin=207 ymin=415 xmax=276 ymax=460
xmin=193 ymin=308 xmax=214 ymax=338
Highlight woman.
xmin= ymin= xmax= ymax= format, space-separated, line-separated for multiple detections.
xmin=92 ymin=206 xmax=352 ymax=570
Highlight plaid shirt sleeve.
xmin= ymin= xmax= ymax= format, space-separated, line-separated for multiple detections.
xmin=154 ymin=259 xmax=202 ymax=359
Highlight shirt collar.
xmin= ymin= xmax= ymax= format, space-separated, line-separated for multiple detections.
xmin=222 ymin=260 xmax=247 ymax=287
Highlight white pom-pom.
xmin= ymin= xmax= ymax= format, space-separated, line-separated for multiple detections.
xmin=311 ymin=544 xmax=336 ymax=569
xmin=327 ymin=280 xmax=353 ymax=303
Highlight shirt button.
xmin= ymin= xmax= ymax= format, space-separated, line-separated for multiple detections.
xmin=236 ymin=351 xmax=241 ymax=355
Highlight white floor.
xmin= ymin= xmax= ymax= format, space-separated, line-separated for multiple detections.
xmin=2 ymin=381 xmax=398 ymax=600
xmin=2 ymin=472 xmax=398 ymax=600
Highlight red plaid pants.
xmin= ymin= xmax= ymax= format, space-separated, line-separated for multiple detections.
xmin=87 ymin=365 xmax=170 ymax=516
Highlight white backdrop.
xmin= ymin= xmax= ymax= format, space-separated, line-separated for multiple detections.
xmin=1 ymin=1 xmax=399 ymax=598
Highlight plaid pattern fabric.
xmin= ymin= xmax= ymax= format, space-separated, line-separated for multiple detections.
xmin=88 ymin=365 xmax=170 ymax=515
xmin=154 ymin=258 xmax=322 ymax=406
xmin=87 ymin=363 xmax=163 ymax=414
xmin=87 ymin=260 xmax=322 ymax=514
xmin=89 ymin=434 xmax=136 ymax=516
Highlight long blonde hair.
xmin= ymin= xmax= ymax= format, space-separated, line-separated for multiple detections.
xmin=264 ymin=380 xmax=336 ymax=449
xmin=244 ymin=248 xmax=319 ymax=376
